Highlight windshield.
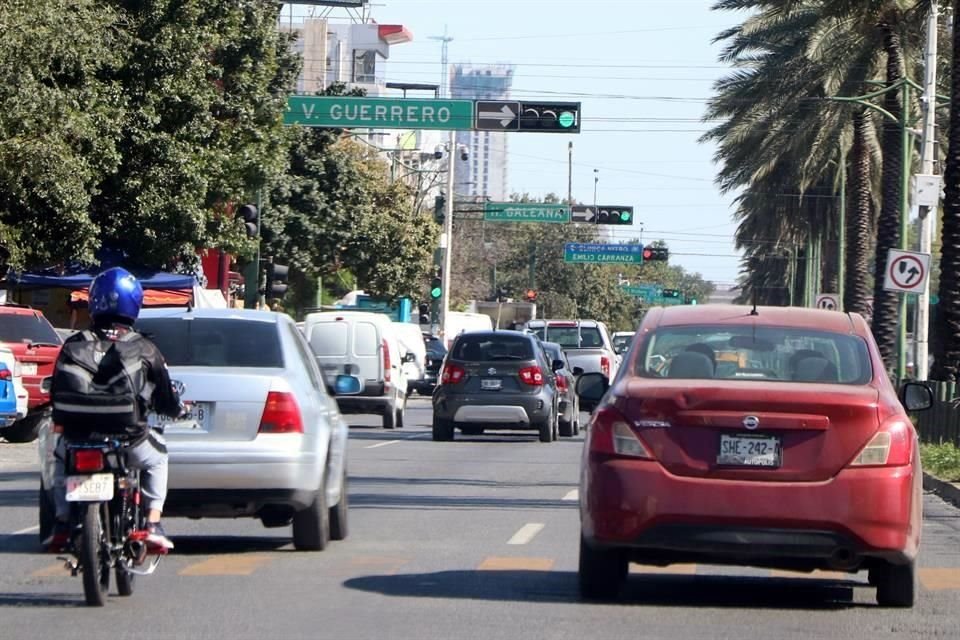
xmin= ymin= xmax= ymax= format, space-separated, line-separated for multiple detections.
xmin=531 ymin=325 xmax=603 ymax=349
xmin=612 ymin=334 xmax=633 ymax=353
xmin=136 ymin=318 xmax=284 ymax=368
xmin=635 ymin=325 xmax=872 ymax=384
xmin=0 ymin=313 xmax=62 ymax=345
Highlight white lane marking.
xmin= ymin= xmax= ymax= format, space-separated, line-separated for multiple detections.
xmin=11 ymin=525 xmax=39 ymax=535
xmin=508 ymin=523 xmax=545 ymax=545
xmin=366 ymin=440 xmax=400 ymax=449
xmin=563 ymin=489 xmax=579 ymax=501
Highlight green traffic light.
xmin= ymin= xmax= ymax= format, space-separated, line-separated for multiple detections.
xmin=619 ymin=211 xmax=632 ymax=223
xmin=431 ymin=287 xmax=442 ymax=299
xmin=558 ymin=111 xmax=576 ymax=128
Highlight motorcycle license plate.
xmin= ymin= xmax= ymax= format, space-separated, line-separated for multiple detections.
xmin=65 ymin=474 xmax=114 ymax=502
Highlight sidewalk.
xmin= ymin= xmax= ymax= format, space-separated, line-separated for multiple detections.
xmin=923 ymin=472 xmax=960 ymax=509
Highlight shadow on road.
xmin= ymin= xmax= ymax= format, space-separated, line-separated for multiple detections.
xmin=0 ymin=489 xmax=37 ymax=508
xmin=351 ymin=492 xmax=576 ymax=511
xmin=344 ymin=569 xmax=867 ymax=609
xmin=0 ymin=534 xmax=41 ymax=555
xmin=0 ymin=592 xmax=85 ymax=608
xmin=352 ymin=476 xmax=575 ymax=490
xmin=168 ymin=535 xmax=293 ymax=555
xmin=0 ymin=471 xmax=40 ymax=484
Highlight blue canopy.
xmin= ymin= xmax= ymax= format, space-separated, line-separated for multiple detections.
xmin=7 ymin=268 xmax=196 ymax=290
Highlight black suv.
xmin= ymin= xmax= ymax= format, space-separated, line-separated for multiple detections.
xmin=412 ymin=333 xmax=446 ymax=395
xmin=431 ymin=330 xmax=561 ymax=442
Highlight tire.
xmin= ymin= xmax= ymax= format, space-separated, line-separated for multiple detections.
xmin=382 ymin=402 xmax=397 ymax=430
xmin=395 ymin=395 xmax=405 ymax=429
xmin=579 ymin=535 xmax=628 ymax=601
xmin=2 ymin=412 xmax=46 ymax=443
xmin=79 ymin=503 xmax=109 ymax=607
xmin=329 ymin=464 xmax=348 ymax=541
xmin=559 ymin=410 xmax=574 ymax=438
xmin=432 ymin=417 xmax=454 ymax=442
xmin=875 ymin=559 xmax=917 ymax=608
xmin=38 ymin=487 xmax=54 ymax=544
xmin=293 ymin=481 xmax=330 ymax=551
xmin=538 ymin=417 xmax=554 ymax=443
xmin=116 ymin=565 xmax=135 ymax=597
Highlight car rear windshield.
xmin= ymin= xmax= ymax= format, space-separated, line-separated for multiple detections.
xmin=635 ymin=325 xmax=872 ymax=384
xmin=0 ymin=313 xmax=61 ymax=345
xmin=424 ymin=336 xmax=446 ymax=356
xmin=532 ymin=325 xmax=604 ymax=349
xmin=136 ymin=318 xmax=283 ymax=368
xmin=308 ymin=322 xmax=348 ymax=357
xmin=451 ymin=334 xmax=534 ymax=361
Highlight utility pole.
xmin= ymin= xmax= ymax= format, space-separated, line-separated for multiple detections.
xmin=593 ymin=169 xmax=599 ymax=209
xmin=439 ymin=130 xmax=456 ymax=344
xmin=567 ymin=142 xmax=573 ymax=204
xmin=916 ymin=0 xmax=939 ymax=381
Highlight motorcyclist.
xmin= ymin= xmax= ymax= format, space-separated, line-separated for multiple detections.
xmin=44 ymin=267 xmax=182 ymax=552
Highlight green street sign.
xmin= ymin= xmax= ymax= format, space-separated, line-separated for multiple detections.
xmin=285 ymin=96 xmax=475 ymax=130
xmin=564 ymin=243 xmax=644 ymax=264
xmin=484 ymin=202 xmax=571 ymax=223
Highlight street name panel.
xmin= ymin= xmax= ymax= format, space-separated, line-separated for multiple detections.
xmin=484 ymin=202 xmax=571 ymax=223
xmin=285 ymin=96 xmax=475 ymax=130
xmin=564 ymin=243 xmax=643 ymax=264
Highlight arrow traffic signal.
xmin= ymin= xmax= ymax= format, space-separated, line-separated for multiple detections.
xmin=518 ymin=102 xmax=581 ymax=133
xmin=596 ymin=206 xmax=633 ymax=226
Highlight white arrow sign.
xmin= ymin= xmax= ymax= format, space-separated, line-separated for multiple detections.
xmin=478 ymin=104 xmax=515 ymax=127
xmin=571 ymin=206 xmax=596 ymax=223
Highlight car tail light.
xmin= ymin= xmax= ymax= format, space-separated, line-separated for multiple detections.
xmin=382 ymin=339 xmax=391 ymax=383
xmin=13 ymin=360 xmax=21 ymax=378
xmin=258 ymin=391 xmax=304 ymax=434
xmin=73 ymin=449 xmax=105 ymax=473
xmin=518 ymin=366 xmax=544 ymax=386
xmin=600 ymin=356 xmax=611 ymax=379
xmin=849 ymin=419 xmax=914 ymax=467
xmin=0 ymin=368 xmax=10 ymax=381
xmin=440 ymin=363 xmax=466 ymax=385
xmin=555 ymin=375 xmax=568 ymax=392
xmin=589 ymin=405 xmax=652 ymax=459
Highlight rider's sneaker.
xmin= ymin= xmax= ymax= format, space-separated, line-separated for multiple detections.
xmin=145 ymin=522 xmax=174 ymax=552
xmin=42 ymin=521 xmax=70 ymax=552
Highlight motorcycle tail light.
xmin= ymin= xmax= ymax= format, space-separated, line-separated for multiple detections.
xmin=74 ymin=449 xmax=105 ymax=473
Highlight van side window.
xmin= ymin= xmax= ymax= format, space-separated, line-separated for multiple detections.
xmin=354 ymin=322 xmax=378 ymax=357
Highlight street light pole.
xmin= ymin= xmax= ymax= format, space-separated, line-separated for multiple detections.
xmin=917 ymin=0 xmax=939 ymax=381
xmin=593 ymin=169 xmax=599 ymax=209
xmin=439 ymin=129 xmax=456 ymax=344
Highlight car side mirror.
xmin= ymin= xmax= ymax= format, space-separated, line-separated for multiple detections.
xmin=899 ymin=381 xmax=933 ymax=412
xmin=576 ymin=372 xmax=609 ymax=404
xmin=334 ymin=374 xmax=363 ymax=395
xmin=573 ymin=366 xmax=584 ymax=376
xmin=552 ymin=359 xmax=565 ymax=372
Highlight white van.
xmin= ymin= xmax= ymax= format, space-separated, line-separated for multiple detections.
xmin=392 ymin=321 xmax=427 ymax=393
xmin=303 ymin=311 xmax=412 ymax=429
xmin=443 ymin=311 xmax=494 ymax=348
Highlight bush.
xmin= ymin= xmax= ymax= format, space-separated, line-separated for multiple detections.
xmin=920 ymin=443 xmax=960 ymax=482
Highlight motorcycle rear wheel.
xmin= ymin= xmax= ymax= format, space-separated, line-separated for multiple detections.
xmin=79 ymin=503 xmax=110 ymax=606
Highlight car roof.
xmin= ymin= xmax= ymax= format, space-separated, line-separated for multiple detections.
xmin=0 ymin=304 xmax=47 ymax=317
xmin=454 ymin=329 xmax=531 ymax=340
xmin=650 ymin=305 xmax=858 ymax=334
xmin=138 ymin=308 xmax=283 ymax=324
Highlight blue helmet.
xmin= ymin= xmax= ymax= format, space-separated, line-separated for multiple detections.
xmin=88 ymin=267 xmax=143 ymax=324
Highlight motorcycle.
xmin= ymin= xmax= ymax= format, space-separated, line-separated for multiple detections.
xmin=59 ymin=437 xmax=163 ymax=606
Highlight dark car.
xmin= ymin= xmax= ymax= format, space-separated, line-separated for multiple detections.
xmin=432 ymin=330 xmax=561 ymax=442
xmin=541 ymin=340 xmax=580 ymax=437
xmin=412 ymin=333 xmax=446 ymax=395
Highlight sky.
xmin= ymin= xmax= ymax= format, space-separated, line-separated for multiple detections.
xmin=284 ymin=1 xmax=745 ymax=287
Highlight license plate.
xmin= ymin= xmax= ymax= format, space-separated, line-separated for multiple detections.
xmin=480 ymin=379 xmax=502 ymax=390
xmin=148 ymin=401 xmax=212 ymax=432
xmin=66 ymin=473 xmax=114 ymax=502
xmin=717 ymin=434 xmax=781 ymax=467
xmin=21 ymin=363 xmax=37 ymax=376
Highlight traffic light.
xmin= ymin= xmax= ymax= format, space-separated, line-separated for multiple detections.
xmin=236 ymin=204 xmax=258 ymax=238
xmin=661 ymin=288 xmax=681 ymax=299
xmin=265 ymin=262 xmax=289 ymax=299
xmin=596 ymin=206 xmax=633 ymax=226
xmin=430 ymin=269 xmax=442 ymax=300
xmin=418 ymin=303 xmax=430 ymax=325
xmin=642 ymin=245 xmax=669 ymax=262
xmin=525 ymin=289 xmax=538 ymax=302
xmin=518 ymin=102 xmax=581 ymax=133
xmin=434 ymin=194 xmax=445 ymax=224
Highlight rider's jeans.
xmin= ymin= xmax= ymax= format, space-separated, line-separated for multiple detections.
xmin=53 ymin=431 xmax=169 ymax=521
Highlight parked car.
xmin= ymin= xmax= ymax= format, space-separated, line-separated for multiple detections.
xmin=411 ymin=333 xmax=446 ymax=396
xmin=540 ymin=341 xmax=580 ymax=437
xmin=302 ymin=311 xmax=411 ymax=429
xmin=575 ymin=304 xmax=933 ymax=607
xmin=526 ymin=319 xmax=619 ymax=409
xmin=0 ymin=304 xmax=62 ymax=442
xmin=0 ymin=345 xmax=29 ymax=425
xmin=432 ymin=330 xmax=560 ymax=442
xmin=39 ymin=308 xmax=360 ymax=550
xmin=392 ymin=321 xmax=427 ymax=395
xmin=0 ymin=362 xmax=18 ymax=428
xmin=611 ymin=331 xmax=635 ymax=356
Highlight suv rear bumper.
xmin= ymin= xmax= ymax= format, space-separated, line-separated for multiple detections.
xmin=434 ymin=391 xmax=552 ymax=428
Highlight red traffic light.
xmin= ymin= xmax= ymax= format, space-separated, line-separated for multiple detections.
xmin=525 ymin=289 xmax=538 ymax=302
xmin=642 ymin=246 xmax=654 ymax=260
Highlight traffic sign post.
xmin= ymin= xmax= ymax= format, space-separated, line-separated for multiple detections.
xmin=483 ymin=202 xmax=570 ymax=223
xmin=285 ymin=96 xmax=476 ymax=130
xmin=815 ymin=293 xmax=840 ymax=311
xmin=883 ymin=249 xmax=931 ymax=294
xmin=564 ymin=243 xmax=643 ymax=264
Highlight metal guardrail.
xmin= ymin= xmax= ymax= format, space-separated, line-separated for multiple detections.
xmin=915 ymin=380 xmax=960 ymax=446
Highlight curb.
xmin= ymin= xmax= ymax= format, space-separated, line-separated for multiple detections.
xmin=923 ymin=472 xmax=960 ymax=509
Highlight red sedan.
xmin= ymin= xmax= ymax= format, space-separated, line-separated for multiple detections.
xmin=576 ymin=305 xmax=933 ymax=607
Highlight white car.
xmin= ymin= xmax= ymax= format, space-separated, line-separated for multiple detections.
xmin=0 ymin=345 xmax=30 ymax=423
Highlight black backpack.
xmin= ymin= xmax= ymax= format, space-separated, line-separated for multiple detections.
xmin=52 ymin=330 xmax=148 ymax=435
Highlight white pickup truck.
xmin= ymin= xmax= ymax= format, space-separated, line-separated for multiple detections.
xmin=525 ymin=319 xmax=620 ymax=382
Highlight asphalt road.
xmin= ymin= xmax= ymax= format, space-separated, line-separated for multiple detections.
xmin=1 ymin=397 xmax=959 ymax=639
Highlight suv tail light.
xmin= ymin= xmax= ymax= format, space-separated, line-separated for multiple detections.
xmin=589 ymin=405 xmax=652 ymax=459
xmin=258 ymin=391 xmax=304 ymax=434
xmin=600 ymin=356 xmax=611 ymax=379
xmin=440 ymin=363 xmax=466 ymax=385
xmin=849 ymin=419 xmax=914 ymax=467
xmin=518 ymin=366 xmax=544 ymax=386
xmin=555 ymin=374 xmax=568 ymax=392
xmin=382 ymin=339 xmax=391 ymax=384
xmin=73 ymin=449 xmax=105 ymax=473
